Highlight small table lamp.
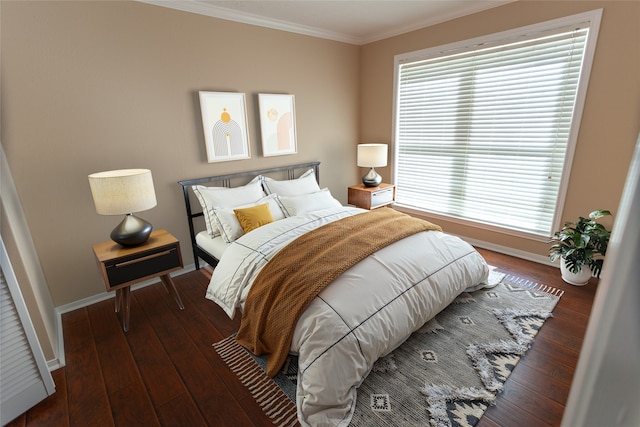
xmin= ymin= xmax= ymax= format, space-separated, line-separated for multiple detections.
xmin=357 ymin=143 xmax=388 ymax=187
xmin=88 ymin=169 xmax=157 ymax=246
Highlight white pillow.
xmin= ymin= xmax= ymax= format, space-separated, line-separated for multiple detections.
xmin=212 ymin=194 xmax=286 ymax=243
xmin=261 ymin=168 xmax=320 ymax=197
xmin=192 ymin=176 xmax=264 ymax=237
xmin=278 ymin=188 xmax=342 ymax=216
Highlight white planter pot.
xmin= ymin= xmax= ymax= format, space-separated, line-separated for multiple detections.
xmin=560 ymin=258 xmax=592 ymax=285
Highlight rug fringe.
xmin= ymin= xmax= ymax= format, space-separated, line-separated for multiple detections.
xmin=503 ymin=273 xmax=565 ymax=297
xmin=213 ymin=336 xmax=299 ymax=427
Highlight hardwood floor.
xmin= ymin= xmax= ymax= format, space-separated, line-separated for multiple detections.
xmin=7 ymin=248 xmax=597 ymax=427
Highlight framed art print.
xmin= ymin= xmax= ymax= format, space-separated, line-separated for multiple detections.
xmin=199 ymin=91 xmax=251 ymax=163
xmin=258 ymin=94 xmax=297 ymax=157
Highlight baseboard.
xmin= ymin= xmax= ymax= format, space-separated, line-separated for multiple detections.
xmin=50 ymin=264 xmax=197 ymax=371
xmin=457 ymin=235 xmax=557 ymax=267
xmin=47 ymin=356 xmax=63 ymax=371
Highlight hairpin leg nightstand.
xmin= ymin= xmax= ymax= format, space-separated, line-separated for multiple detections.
xmin=92 ymin=229 xmax=184 ymax=332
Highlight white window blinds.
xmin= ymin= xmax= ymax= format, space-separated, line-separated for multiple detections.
xmin=394 ymin=12 xmax=600 ymax=238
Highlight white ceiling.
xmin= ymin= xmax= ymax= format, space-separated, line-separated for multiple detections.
xmin=139 ymin=0 xmax=515 ymax=45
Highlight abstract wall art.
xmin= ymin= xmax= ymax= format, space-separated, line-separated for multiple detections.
xmin=199 ymin=91 xmax=251 ymax=162
xmin=258 ymin=94 xmax=297 ymax=157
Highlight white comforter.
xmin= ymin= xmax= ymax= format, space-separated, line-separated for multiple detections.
xmin=206 ymin=206 xmax=490 ymax=426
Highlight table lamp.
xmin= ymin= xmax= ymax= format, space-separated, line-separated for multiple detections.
xmin=357 ymin=143 xmax=388 ymax=187
xmin=88 ymin=169 xmax=157 ymax=246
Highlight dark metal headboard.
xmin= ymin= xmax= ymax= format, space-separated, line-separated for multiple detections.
xmin=178 ymin=161 xmax=321 ymax=269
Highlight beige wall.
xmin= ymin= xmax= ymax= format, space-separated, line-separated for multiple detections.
xmin=360 ymin=0 xmax=640 ymax=257
xmin=1 ymin=0 xmax=359 ymax=312
xmin=2 ymin=0 xmax=639 ymax=363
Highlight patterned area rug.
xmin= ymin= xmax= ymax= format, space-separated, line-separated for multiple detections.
xmin=213 ymin=271 xmax=563 ymax=427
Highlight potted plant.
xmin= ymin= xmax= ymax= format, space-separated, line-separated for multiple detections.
xmin=548 ymin=209 xmax=612 ymax=285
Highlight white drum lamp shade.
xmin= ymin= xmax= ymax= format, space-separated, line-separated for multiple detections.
xmin=88 ymin=169 xmax=157 ymax=246
xmin=357 ymin=144 xmax=388 ymax=187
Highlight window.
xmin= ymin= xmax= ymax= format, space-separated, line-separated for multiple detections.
xmin=393 ymin=10 xmax=602 ymax=239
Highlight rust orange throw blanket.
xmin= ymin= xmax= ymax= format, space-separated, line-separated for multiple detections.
xmin=235 ymin=208 xmax=442 ymax=377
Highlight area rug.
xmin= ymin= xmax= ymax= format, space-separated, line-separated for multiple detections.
xmin=213 ymin=271 xmax=563 ymax=427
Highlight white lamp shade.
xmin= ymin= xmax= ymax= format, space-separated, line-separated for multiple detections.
xmin=88 ymin=169 xmax=157 ymax=215
xmin=357 ymin=144 xmax=388 ymax=167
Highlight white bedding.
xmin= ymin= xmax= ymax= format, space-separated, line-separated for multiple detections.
xmin=206 ymin=206 xmax=490 ymax=426
xmin=195 ymin=231 xmax=229 ymax=261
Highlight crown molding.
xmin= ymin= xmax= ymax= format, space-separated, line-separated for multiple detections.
xmin=361 ymin=1 xmax=517 ymax=44
xmin=137 ymin=0 xmax=363 ymax=44
xmin=137 ymin=0 xmax=516 ymax=46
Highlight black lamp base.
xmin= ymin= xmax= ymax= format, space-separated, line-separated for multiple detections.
xmin=362 ymin=167 xmax=382 ymax=187
xmin=111 ymin=214 xmax=153 ymax=246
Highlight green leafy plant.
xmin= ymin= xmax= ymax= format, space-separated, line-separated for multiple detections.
xmin=548 ymin=210 xmax=612 ymax=278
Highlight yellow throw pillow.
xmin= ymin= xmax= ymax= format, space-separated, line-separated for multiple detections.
xmin=234 ymin=203 xmax=274 ymax=234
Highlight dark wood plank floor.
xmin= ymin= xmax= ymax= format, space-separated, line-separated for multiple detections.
xmin=7 ymin=248 xmax=597 ymax=427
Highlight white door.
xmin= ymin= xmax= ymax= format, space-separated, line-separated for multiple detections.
xmin=0 ymin=238 xmax=55 ymax=425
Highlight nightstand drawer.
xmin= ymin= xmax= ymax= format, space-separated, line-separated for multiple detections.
xmin=105 ymin=245 xmax=181 ymax=287
xmin=371 ymin=187 xmax=394 ymax=208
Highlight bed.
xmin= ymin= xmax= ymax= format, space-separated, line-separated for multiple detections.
xmin=179 ymin=162 xmax=490 ymax=426
xmin=178 ymin=162 xmax=321 ymax=269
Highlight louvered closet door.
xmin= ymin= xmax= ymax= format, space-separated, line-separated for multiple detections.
xmin=1 ymin=239 xmax=55 ymax=425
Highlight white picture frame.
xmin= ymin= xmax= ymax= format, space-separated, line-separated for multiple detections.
xmin=199 ymin=91 xmax=251 ymax=163
xmin=258 ymin=94 xmax=297 ymax=157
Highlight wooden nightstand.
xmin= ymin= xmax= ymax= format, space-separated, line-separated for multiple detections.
xmin=348 ymin=183 xmax=396 ymax=210
xmin=92 ymin=229 xmax=184 ymax=331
